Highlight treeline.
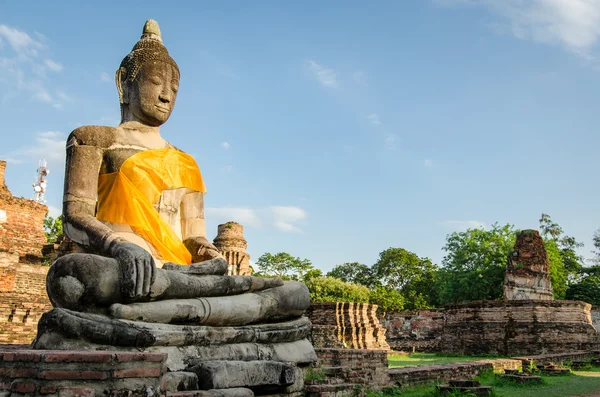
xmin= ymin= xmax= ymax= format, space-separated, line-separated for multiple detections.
xmin=254 ymin=214 xmax=600 ymax=312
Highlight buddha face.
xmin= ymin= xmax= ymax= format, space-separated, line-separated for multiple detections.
xmin=126 ymin=61 xmax=180 ymax=126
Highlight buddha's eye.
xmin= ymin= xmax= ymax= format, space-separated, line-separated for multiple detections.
xmin=150 ymin=76 xmax=162 ymax=85
xmin=172 ymin=85 xmax=179 ymax=93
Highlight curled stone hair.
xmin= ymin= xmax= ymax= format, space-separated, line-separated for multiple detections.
xmin=116 ymin=20 xmax=180 ymax=114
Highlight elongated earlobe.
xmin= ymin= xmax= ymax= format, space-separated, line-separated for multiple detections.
xmin=115 ymin=67 xmax=129 ymax=105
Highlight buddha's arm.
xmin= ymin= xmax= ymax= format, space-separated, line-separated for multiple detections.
xmin=181 ymin=191 xmax=222 ymax=262
xmin=62 ymin=133 xmax=126 ymax=254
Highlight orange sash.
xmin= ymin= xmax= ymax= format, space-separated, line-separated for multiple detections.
xmin=96 ymin=148 xmax=206 ymax=265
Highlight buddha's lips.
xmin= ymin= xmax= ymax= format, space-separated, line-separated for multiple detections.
xmin=155 ymin=105 xmax=170 ymax=113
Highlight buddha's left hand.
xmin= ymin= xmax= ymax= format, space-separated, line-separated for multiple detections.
xmin=184 ymin=236 xmax=223 ymax=263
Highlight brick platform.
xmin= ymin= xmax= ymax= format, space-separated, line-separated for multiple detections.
xmin=389 ymin=359 xmax=521 ymax=387
xmin=0 ymin=347 xmax=166 ymax=396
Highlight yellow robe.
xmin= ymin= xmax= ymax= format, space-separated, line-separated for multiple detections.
xmin=96 ymin=148 xmax=206 ymax=265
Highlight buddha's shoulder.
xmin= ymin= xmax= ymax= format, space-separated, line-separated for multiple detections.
xmin=68 ymin=125 xmax=118 ymax=148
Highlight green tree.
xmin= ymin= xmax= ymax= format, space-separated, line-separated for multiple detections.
xmin=371 ymin=247 xmax=438 ymax=310
xmin=43 ymin=214 xmax=63 ymax=243
xmin=566 ymin=266 xmax=600 ymax=305
xmin=539 ymin=213 xmax=563 ymax=241
xmin=545 ymin=239 xmax=567 ymax=299
xmin=369 ymin=286 xmax=405 ymax=312
xmin=305 ymin=276 xmax=371 ymax=304
xmin=254 ymin=252 xmax=313 ymax=281
xmin=538 ymin=213 xmax=584 ymax=286
xmin=438 ymin=223 xmax=516 ymax=304
xmin=592 ymin=228 xmax=600 ymax=265
xmin=327 ymin=262 xmax=373 ymax=287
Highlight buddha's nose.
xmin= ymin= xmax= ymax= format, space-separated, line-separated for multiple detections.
xmin=159 ymin=89 xmax=171 ymax=103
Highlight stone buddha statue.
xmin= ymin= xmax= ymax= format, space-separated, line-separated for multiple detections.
xmin=34 ymin=20 xmax=315 ymax=393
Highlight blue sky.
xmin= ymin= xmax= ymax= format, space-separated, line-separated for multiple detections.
xmin=1 ymin=0 xmax=599 ymax=271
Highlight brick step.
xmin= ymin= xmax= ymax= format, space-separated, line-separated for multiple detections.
xmin=321 ymin=366 xmax=350 ymax=377
xmin=166 ymin=387 xmax=253 ymax=397
xmin=305 ymin=382 xmax=360 ymax=396
xmin=305 ymin=377 xmax=346 ymax=386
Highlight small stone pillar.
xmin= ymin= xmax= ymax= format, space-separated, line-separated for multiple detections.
xmin=503 ymin=229 xmax=553 ymax=300
xmin=213 ymin=221 xmax=252 ymax=275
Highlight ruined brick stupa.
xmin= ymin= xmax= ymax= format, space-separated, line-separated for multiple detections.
xmin=441 ymin=229 xmax=599 ymax=356
xmin=503 ymin=230 xmax=553 ymax=300
xmin=213 ymin=221 xmax=252 ymax=276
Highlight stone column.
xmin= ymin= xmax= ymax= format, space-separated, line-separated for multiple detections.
xmin=213 ymin=222 xmax=252 ymax=275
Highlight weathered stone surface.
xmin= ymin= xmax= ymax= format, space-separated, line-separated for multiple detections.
xmin=213 ymin=222 xmax=252 ymax=276
xmin=191 ymin=361 xmax=295 ymax=390
xmin=167 ymin=388 xmax=254 ymax=397
xmin=164 ymin=371 xmax=199 ymax=392
xmin=306 ymin=302 xmax=389 ymax=350
xmin=33 ymin=309 xmax=312 ymax=348
xmin=504 ymin=230 xmax=553 ymax=300
xmin=440 ymin=300 xmax=599 ymax=355
xmin=380 ymin=309 xmax=444 ymax=352
xmin=163 ymin=258 xmax=228 ymax=276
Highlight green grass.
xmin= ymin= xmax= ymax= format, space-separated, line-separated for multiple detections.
xmin=368 ymin=368 xmax=600 ymax=397
xmin=388 ymin=353 xmax=499 ymax=368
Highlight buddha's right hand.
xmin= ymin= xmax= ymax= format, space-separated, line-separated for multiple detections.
xmin=109 ymin=241 xmax=156 ymax=300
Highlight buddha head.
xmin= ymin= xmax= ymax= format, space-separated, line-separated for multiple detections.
xmin=116 ymin=20 xmax=180 ymax=126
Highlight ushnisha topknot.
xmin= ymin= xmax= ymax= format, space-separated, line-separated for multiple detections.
xmin=116 ymin=19 xmax=180 ymax=88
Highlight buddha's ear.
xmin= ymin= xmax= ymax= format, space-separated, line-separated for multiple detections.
xmin=115 ymin=67 xmax=129 ymax=104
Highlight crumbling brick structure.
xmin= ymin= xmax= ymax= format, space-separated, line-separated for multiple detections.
xmin=213 ymin=221 xmax=252 ymax=275
xmin=0 ymin=160 xmax=52 ymax=344
xmin=504 ymin=229 xmax=553 ymax=300
xmin=0 ymin=160 xmax=48 ymax=264
xmin=306 ymin=302 xmax=390 ymax=350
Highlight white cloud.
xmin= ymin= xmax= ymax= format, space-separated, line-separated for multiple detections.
xmin=221 ymin=141 xmax=230 ymax=150
xmin=437 ymin=0 xmax=600 ymax=58
xmin=0 ymin=131 xmax=66 ymax=164
xmin=44 ymin=59 xmax=62 ymax=72
xmin=100 ymin=72 xmax=111 ymax=83
xmin=367 ymin=113 xmax=381 ymax=126
xmin=47 ymin=205 xmax=62 ymax=218
xmin=206 ymin=205 xmax=308 ymax=233
xmin=0 ymin=24 xmax=42 ymax=53
xmin=384 ymin=133 xmax=397 ymax=150
xmin=271 ymin=206 xmax=307 ymax=233
xmin=0 ymin=24 xmax=68 ymax=108
xmin=306 ymin=60 xmax=337 ymax=87
xmin=442 ymin=220 xmax=487 ymax=231
xmin=205 ymin=207 xmax=262 ymax=228
xmin=424 ymin=159 xmax=434 ymax=167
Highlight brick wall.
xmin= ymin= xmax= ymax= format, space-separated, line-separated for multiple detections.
xmin=315 ymin=348 xmax=390 ymax=389
xmin=380 ymin=310 xmax=444 ymax=352
xmin=0 ymin=160 xmax=48 ymax=262
xmin=307 ymin=302 xmax=390 ymax=350
xmin=441 ymin=300 xmax=600 ymax=356
xmin=0 ymin=348 xmax=166 ymax=396
xmin=0 ymin=264 xmax=51 ymax=345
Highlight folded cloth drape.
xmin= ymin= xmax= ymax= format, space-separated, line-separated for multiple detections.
xmin=97 ymin=148 xmax=206 ymax=264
